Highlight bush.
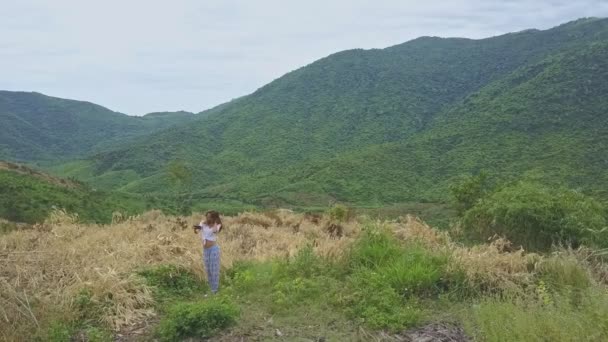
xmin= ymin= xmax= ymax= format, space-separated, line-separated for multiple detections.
xmin=375 ymin=245 xmax=449 ymax=297
xmin=463 ymin=290 xmax=608 ymax=341
xmin=462 ymin=181 xmax=608 ymax=250
xmin=40 ymin=321 xmax=73 ymax=342
xmin=339 ymin=223 xmax=454 ymax=330
xmin=328 ymin=204 xmax=350 ymax=222
xmin=349 ymin=225 xmax=403 ymax=269
xmin=80 ymin=327 xmax=113 ymax=342
xmin=280 ymin=244 xmax=328 ymax=278
xmin=343 ymin=270 xmax=421 ymax=331
xmin=538 ymin=256 xmax=592 ymax=291
xmin=156 ymin=299 xmax=239 ymax=341
xmin=138 ymin=264 xmax=204 ymax=299
xmin=73 ymin=288 xmax=104 ymax=323
xmin=450 ymin=172 xmax=492 ymax=215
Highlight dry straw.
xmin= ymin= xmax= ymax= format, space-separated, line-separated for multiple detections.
xmin=0 ymin=209 xmax=358 ymax=340
xmin=1 ymin=210 xmax=597 ymax=341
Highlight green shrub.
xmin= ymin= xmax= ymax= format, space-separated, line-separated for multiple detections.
xmin=463 ymin=291 xmax=608 ymax=341
xmin=81 ymin=327 xmax=113 ymax=342
xmin=376 ymin=245 xmax=449 ymax=297
xmin=343 ymin=270 xmax=420 ymax=331
xmin=462 ymin=181 xmax=608 ymax=250
xmin=40 ymin=321 xmax=73 ymax=342
xmin=73 ymin=288 xmax=104 ymax=323
xmin=156 ymin=299 xmax=239 ymax=341
xmin=138 ymin=264 xmax=204 ymax=299
xmin=349 ymin=225 xmax=403 ymax=269
xmin=349 ymin=224 xmax=449 ymax=296
xmin=450 ymin=172 xmax=493 ymax=215
xmin=224 ymin=260 xmax=274 ymax=293
xmin=280 ymin=244 xmax=330 ymax=278
xmin=328 ymin=204 xmax=350 ymax=222
xmin=271 ymin=276 xmax=330 ymax=310
xmin=538 ymin=256 xmax=592 ymax=291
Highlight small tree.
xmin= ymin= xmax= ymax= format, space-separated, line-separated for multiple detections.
xmin=166 ymin=160 xmax=193 ymax=215
xmin=449 ymin=171 xmax=492 ymax=215
xmin=462 ymin=181 xmax=608 ymax=250
xmin=166 ymin=160 xmax=192 ymax=189
xmin=328 ymin=204 xmax=350 ymax=222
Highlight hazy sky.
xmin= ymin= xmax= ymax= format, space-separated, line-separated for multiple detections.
xmin=2 ymin=0 xmax=608 ymax=115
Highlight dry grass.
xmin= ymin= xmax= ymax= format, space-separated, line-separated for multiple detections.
xmin=394 ymin=215 xmax=541 ymax=293
xmin=0 ymin=209 xmax=359 ymax=341
xmin=1 ymin=211 xmax=604 ymax=341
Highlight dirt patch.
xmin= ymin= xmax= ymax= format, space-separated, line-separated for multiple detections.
xmin=399 ymin=323 xmax=470 ymax=342
xmin=114 ymin=317 xmax=159 ymax=342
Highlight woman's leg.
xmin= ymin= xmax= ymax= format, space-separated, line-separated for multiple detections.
xmin=203 ymin=248 xmax=212 ymax=290
xmin=205 ymin=246 xmax=221 ymax=293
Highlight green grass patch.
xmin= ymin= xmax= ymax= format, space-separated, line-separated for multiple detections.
xmin=137 ymin=264 xmax=206 ymax=302
xmin=156 ymin=298 xmax=239 ymax=341
xmin=462 ymin=290 xmax=608 ymax=341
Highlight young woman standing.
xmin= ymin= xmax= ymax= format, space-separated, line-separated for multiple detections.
xmin=194 ymin=210 xmax=223 ymax=294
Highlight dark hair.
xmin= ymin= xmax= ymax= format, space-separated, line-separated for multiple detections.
xmin=206 ymin=210 xmax=223 ymax=232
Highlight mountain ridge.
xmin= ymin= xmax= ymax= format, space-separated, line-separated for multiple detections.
xmin=0 ymin=91 xmax=200 ymax=162
xmin=3 ymin=18 xmax=608 ymax=206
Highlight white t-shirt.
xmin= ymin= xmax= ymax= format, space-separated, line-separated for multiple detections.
xmin=199 ymin=222 xmax=221 ymax=243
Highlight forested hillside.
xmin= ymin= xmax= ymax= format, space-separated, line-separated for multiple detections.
xmin=7 ymin=18 xmax=608 ymax=206
xmin=0 ymin=161 xmax=153 ymax=223
xmin=54 ymin=18 xmax=607 ymax=205
xmin=279 ymin=41 xmax=608 ymax=203
xmin=0 ymin=91 xmax=196 ymax=162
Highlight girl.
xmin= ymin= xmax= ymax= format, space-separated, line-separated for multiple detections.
xmin=194 ymin=210 xmax=223 ymax=294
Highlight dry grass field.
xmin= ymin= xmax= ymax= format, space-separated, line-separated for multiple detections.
xmin=2 ymin=209 xmax=608 ymax=341
xmin=0 ymin=209 xmax=357 ymax=340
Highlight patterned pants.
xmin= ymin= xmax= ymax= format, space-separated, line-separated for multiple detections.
xmin=203 ymin=245 xmax=221 ymax=293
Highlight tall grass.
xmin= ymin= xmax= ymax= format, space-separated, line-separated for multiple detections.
xmin=0 ymin=209 xmax=356 ymax=341
xmin=2 ymin=210 xmax=608 ymax=340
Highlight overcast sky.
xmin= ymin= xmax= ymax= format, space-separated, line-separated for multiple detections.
xmin=2 ymin=0 xmax=608 ymax=115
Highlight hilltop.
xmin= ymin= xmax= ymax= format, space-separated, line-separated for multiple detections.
xmin=0 ymin=160 xmax=153 ymax=223
xmin=0 ymin=91 xmax=197 ymax=162
xmin=63 ymin=18 xmax=608 ymax=205
xmin=2 ymin=18 xmax=608 ymax=206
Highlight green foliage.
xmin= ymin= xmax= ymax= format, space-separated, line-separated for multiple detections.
xmin=42 ymin=18 xmax=608 ymax=207
xmin=537 ymin=256 xmax=592 ymax=291
xmin=340 ymin=224 xmax=454 ymax=330
xmin=0 ymin=91 xmax=196 ymax=162
xmin=463 ymin=290 xmax=608 ymax=342
xmin=166 ymin=160 xmax=192 ymax=189
xmin=138 ymin=264 xmax=205 ymax=300
xmin=156 ymin=299 xmax=239 ymax=341
xmin=0 ymin=168 xmax=151 ymax=224
xmin=40 ymin=321 xmax=73 ymax=342
xmin=328 ymin=204 xmax=350 ymax=222
xmin=374 ymin=246 xmax=449 ymax=297
xmin=450 ymin=172 xmax=492 ymax=215
xmin=462 ymin=181 xmax=608 ymax=250
xmin=73 ymin=288 xmax=104 ymax=324
xmin=348 ymin=225 xmax=404 ymax=269
xmin=81 ymin=327 xmax=113 ymax=342
xmin=344 ymin=270 xmax=422 ymax=330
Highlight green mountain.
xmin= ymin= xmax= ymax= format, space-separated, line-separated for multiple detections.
xmin=32 ymin=18 xmax=608 ymax=205
xmin=0 ymin=91 xmax=196 ymax=162
xmin=282 ymin=41 xmax=608 ymax=203
xmin=66 ymin=19 xmax=608 ymax=204
xmin=0 ymin=161 xmax=153 ymax=223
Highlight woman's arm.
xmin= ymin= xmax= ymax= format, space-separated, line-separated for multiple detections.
xmin=212 ymin=224 xmax=222 ymax=233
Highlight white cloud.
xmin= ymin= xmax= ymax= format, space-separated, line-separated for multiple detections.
xmin=1 ymin=0 xmax=607 ymax=115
